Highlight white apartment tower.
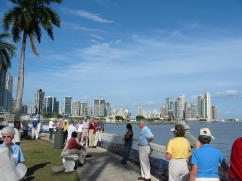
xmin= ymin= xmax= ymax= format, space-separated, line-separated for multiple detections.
xmin=204 ymin=91 xmax=211 ymax=121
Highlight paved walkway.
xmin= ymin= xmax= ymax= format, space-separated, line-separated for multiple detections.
xmin=78 ymin=147 xmax=159 ymax=181
xmin=40 ymin=133 xmax=159 ymax=181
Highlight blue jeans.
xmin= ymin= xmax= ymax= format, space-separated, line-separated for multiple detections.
xmin=121 ymin=141 xmax=132 ymax=164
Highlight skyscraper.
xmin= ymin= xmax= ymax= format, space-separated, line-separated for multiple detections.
xmin=197 ymin=95 xmax=205 ymax=119
xmin=211 ymin=105 xmax=217 ymax=120
xmin=72 ymin=101 xmax=81 ymax=116
xmin=93 ymin=98 xmax=106 ymax=117
xmin=3 ymin=72 xmax=13 ymax=112
xmin=64 ymin=96 xmax=72 ymax=115
xmin=175 ymin=95 xmax=185 ymax=120
xmin=0 ymin=69 xmax=6 ymax=111
xmin=204 ymin=91 xmax=211 ymax=121
xmin=44 ymin=96 xmax=59 ymax=114
xmin=34 ymin=89 xmax=45 ymax=115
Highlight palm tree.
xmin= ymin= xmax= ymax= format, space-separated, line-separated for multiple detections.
xmin=3 ymin=0 xmax=62 ymax=121
xmin=0 ymin=33 xmax=15 ymax=70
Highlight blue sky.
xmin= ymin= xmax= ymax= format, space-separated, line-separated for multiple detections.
xmin=1 ymin=0 xmax=242 ymax=118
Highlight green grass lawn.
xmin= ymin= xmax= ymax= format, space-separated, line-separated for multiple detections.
xmin=21 ymin=139 xmax=79 ymax=181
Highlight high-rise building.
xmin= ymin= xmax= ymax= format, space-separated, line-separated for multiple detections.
xmin=3 ymin=72 xmax=13 ymax=112
xmin=72 ymin=101 xmax=81 ymax=116
xmin=106 ymin=102 xmax=111 ymax=116
xmin=100 ymin=99 xmax=106 ymax=117
xmin=21 ymin=105 xmax=28 ymax=114
xmin=197 ymin=95 xmax=205 ymax=119
xmin=191 ymin=104 xmax=197 ymax=119
xmin=93 ymin=98 xmax=106 ymax=117
xmin=64 ymin=96 xmax=72 ymax=115
xmin=34 ymin=89 xmax=45 ymax=115
xmin=175 ymin=95 xmax=185 ymax=120
xmin=44 ymin=96 xmax=59 ymax=114
xmin=211 ymin=105 xmax=217 ymax=120
xmin=93 ymin=98 xmax=100 ymax=116
xmin=80 ymin=103 xmax=88 ymax=116
xmin=204 ymin=91 xmax=211 ymax=121
xmin=184 ymin=101 xmax=192 ymax=119
xmin=0 ymin=69 xmax=6 ymax=111
xmin=0 ymin=70 xmax=13 ymax=112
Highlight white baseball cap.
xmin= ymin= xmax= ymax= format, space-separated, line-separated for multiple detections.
xmin=200 ymin=128 xmax=215 ymax=139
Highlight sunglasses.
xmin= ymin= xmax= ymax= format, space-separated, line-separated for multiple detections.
xmin=2 ymin=136 xmax=12 ymax=139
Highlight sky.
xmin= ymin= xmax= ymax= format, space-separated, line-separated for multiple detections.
xmin=1 ymin=0 xmax=242 ymax=119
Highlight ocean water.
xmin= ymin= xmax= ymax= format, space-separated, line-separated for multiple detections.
xmin=104 ymin=122 xmax=242 ymax=161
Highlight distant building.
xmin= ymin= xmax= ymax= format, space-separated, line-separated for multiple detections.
xmin=175 ymin=95 xmax=185 ymax=120
xmin=197 ymin=95 xmax=205 ymax=119
xmin=44 ymin=96 xmax=59 ymax=114
xmin=0 ymin=70 xmax=13 ymax=112
xmin=204 ymin=91 xmax=211 ymax=121
xmin=211 ymin=105 xmax=217 ymax=120
xmin=64 ymin=96 xmax=72 ymax=115
xmin=21 ymin=105 xmax=28 ymax=114
xmin=93 ymin=98 xmax=107 ymax=117
xmin=34 ymin=89 xmax=45 ymax=115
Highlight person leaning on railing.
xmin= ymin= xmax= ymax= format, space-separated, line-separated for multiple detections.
xmin=190 ymin=128 xmax=229 ymax=181
xmin=166 ymin=124 xmax=191 ymax=181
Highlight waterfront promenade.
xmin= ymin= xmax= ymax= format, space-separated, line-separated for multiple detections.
xmin=40 ymin=134 xmax=159 ymax=181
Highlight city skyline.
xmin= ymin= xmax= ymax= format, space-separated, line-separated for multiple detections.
xmin=1 ymin=0 xmax=242 ymax=119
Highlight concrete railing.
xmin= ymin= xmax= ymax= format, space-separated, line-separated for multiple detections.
xmin=101 ymin=133 xmax=229 ymax=181
xmin=101 ymin=133 xmax=168 ymax=180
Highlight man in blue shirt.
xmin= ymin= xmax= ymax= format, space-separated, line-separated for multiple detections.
xmin=138 ymin=120 xmax=155 ymax=181
xmin=0 ymin=127 xmax=25 ymax=164
xmin=32 ymin=118 xmax=39 ymax=140
xmin=190 ymin=128 xmax=228 ymax=181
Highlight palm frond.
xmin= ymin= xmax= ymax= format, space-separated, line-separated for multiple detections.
xmin=29 ymin=32 xmax=39 ymax=56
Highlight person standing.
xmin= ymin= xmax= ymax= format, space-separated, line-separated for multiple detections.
xmin=82 ymin=119 xmax=90 ymax=146
xmin=138 ymin=120 xmax=155 ymax=181
xmin=166 ymin=124 xmax=191 ymax=181
xmin=77 ymin=120 xmax=83 ymax=143
xmin=190 ymin=128 xmax=229 ymax=181
xmin=13 ymin=121 xmax=21 ymax=145
xmin=121 ymin=123 xmax=133 ymax=165
xmin=229 ymin=137 xmax=242 ymax=181
xmin=67 ymin=121 xmax=77 ymax=141
xmin=32 ymin=118 xmax=39 ymax=140
xmin=22 ymin=120 xmax=29 ymax=139
xmin=88 ymin=120 xmax=97 ymax=147
xmin=48 ymin=119 xmax=55 ymax=140
xmin=94 ymin=119 xmax=104 ymax=147
xmin=62 ymin=120 xmax=69 ymax=143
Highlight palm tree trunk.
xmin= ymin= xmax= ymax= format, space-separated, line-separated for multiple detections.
xmin=14 ymin=32 xmax=27 ymax=122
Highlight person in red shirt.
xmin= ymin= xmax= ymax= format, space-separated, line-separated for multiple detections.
xmin=88 ymin=120 xmax=97 ymax=147
xmin=66 ymin=131 xmax=87 ymax=165
xmin=229 ymin=137 xmax=242 ymax=181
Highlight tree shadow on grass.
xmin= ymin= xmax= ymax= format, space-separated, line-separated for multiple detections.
xmin=25 ymin=162 xmax=50 ymax=181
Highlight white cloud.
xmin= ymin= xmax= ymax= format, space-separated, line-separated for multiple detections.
xmin=214 ymin=90 xmax=242 ymax=98
xmin=63 ymin=22 xmax=107 ymax=33
xmin=63 ymin=8 xmax=113 ymax=23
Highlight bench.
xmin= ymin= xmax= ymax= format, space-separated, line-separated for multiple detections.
xmin=61 ymin=152 xmax=79 ymax=172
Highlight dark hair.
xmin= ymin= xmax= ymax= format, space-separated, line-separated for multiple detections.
xmin=126 ymin=123 xmax=132 ymax=130
xmin=71 ymin=131 xmax=77 ymax=138
xmin=198 ymin=135 xmax=211 ymax=144
xmin=175 ymin=124 xmax=185 ymax=137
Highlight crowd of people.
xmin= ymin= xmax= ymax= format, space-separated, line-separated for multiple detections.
xmin=0 ymin=118 xmax=241 ymax=181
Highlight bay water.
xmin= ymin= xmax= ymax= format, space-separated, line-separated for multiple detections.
xmin=104 ymin=122 xmax=242 ymax=161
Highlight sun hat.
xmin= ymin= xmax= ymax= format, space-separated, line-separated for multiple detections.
xmin=200 ymin=128 xmax=215 ymax=139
